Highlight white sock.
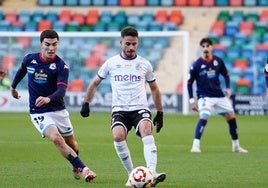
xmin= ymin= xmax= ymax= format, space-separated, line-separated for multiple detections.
xmin=114 ymin=140 xmax=133 ymax=175
xmin=142 ymin=135 xmax=157 ymax=174
xmin=232 ymin=139 xmax=239 ymax=148
xmin=192 ymin=138 xmax=200 ymax=148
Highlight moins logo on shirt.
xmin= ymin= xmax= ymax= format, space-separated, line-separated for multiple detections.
xmin=114 ymin=74 xmax=141 ymax=81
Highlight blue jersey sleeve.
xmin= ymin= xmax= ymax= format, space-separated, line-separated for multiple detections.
xmin=11 ymin=55 xmax=30 ymax=89
xmin=264 ymin=62 xmax=268 ymax=88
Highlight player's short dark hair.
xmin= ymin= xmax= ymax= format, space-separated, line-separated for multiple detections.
xmin=40 ymin=29 xmax=59 ymax=43
xmin=200 ymin=38 xmax=213 ymax=46
xmin=121 ymin=26 xmax=138 ymax=38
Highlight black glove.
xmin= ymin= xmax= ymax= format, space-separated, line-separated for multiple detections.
xmin=153 ymin=111 xmax=163 ymax=133
xmin=80 ymin=102 xmax=90 ymax=117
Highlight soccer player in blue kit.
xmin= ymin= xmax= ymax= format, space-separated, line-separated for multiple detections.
xmin=80 ymin=26 xmax=166 ymax=187
xmin=187 ymin=38 xmax=248 ymax=153
xmin=10 ymin=30 xmax=96 ymax=182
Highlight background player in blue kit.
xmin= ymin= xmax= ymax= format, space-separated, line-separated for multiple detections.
xmin=187 ymin=38 xmax=248 ymax=153
xmin=10 ymin=29 xmax=96 ymax=182
xmin=264 ymin=61 xmax=268 ymax=87
xmin=80 ymin=26 xmax=166 ymax=187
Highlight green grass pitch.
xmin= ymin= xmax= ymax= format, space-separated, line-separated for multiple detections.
xmin=0 ymin=112 xmax=268 ymax=188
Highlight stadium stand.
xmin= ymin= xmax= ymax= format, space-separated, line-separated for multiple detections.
xmin=1 ymin=0 xmax=268 ymax=94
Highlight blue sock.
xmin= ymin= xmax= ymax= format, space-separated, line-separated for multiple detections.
xmin=67 ymin=155 xmax=86 ymax=172
xmin=228 ymin=118 xmax=238 ymax=140
xmin=194 ymin=119 xmax=207 ymax=139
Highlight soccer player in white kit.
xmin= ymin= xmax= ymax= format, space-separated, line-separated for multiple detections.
xmin=187 ymin=38 xmax=248 ymax=153
xmin=80 ymin=26 xmax=166 ymax=187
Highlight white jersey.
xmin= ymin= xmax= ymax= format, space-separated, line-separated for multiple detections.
xmin=98 ymin=54 xmax=155 ymax=112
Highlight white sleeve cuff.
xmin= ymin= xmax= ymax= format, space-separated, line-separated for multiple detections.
xmin=189 ymin=98 xmax=195 ymax=104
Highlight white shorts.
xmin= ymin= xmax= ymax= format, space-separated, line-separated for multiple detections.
xmin=30 ymin=109 xmax=74 ymax=138
xmin=198 ymin=97 xmax=234 ymax=116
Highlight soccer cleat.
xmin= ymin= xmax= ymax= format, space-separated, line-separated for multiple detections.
xmin=190 ymin=146 xmax=201 ymax=153
xmin=82 ymin=167 xmax=97 ymax=182
xmin=72 ymin=167 xmax=81 ymax=180
xmin=232 ymin=146 xmax=248 ymax=153
xmin=151 ymin=173 xmax=166 ymax=187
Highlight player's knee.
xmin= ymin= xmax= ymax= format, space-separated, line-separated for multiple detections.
xmin=200 ymin=112 xmax=210 ymax=119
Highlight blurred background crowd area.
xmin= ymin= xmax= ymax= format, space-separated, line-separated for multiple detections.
xmin=0 ymin=0 xmax=268 ymax=95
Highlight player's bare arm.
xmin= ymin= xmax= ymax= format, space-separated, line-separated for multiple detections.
xmin=84 ymin=75 xmax=102 ymax=103
xmin=11 ymin=87 xmax=20 ymax=99
xmin=149 ymin=81 xmax=163 ymax=112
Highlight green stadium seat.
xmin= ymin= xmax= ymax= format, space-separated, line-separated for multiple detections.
xmin=66 ymin=21 xmax=80 ymax=31
xmin=245 ymin=11 xmax=259 ymax=22
xmin=80 ymin=25 xmax=92 ymax=31
xmin=217 ymin=10 xmax=230 ymax=22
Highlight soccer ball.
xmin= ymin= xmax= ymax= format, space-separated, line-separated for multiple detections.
xmin=129 ymin=166 xmax=154 ymax=188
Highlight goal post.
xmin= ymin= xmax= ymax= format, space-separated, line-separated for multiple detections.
xmin=0 ymin=31 xmax=190 ymax=114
